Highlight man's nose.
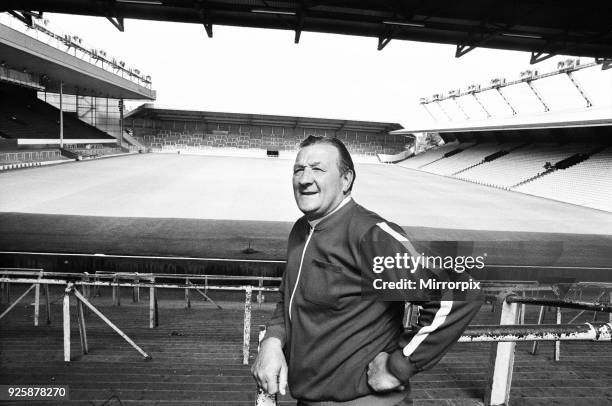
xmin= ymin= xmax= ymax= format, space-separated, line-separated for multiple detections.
xmin=298 ymin=168 xmax=314 ymax=185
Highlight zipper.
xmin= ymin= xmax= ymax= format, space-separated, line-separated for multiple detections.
xmin=288 ymin=226 xmax=315 ymax=321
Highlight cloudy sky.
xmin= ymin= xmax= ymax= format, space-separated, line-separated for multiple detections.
xmin=31 ymin=13 xmax=612 ymax=127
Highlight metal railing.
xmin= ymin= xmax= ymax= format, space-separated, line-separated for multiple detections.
xmin=254 ymin=290 xmax=612 ymax=406
xmin=0 ymin=269 xmax=276 ymax=365
xmin=2 ymin=267 xmax=611 ymax=406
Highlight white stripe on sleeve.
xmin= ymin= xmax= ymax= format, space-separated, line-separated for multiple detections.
xmin=402 ymin=300 xmax=453 ymax=357
xmin=376 ymin=221 xmax=420 ymax=258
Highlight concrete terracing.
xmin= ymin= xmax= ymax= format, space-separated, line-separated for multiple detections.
xmin=1 ymin=285 xmax=611 ymax=405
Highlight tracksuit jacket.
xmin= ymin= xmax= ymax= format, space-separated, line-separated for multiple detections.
xmin=264 ymin=199 xmax=481 ymax=402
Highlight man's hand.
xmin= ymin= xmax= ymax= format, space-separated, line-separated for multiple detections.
xmin=367 ymin=352 xmax=406 ymax=392
xmin=251 ymin=337 xmax=288 ymax=395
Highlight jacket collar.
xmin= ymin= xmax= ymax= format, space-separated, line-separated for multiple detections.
xmin=303 ymin=196 xmax=356 ymax=232
xmin=308 ymin=196 xmax=352 ymax=228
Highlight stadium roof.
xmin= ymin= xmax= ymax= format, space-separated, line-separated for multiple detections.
xmin=392 ymin=108 xmax=612 ymax=134
xmin=0 ymin=22 xmax=155 ymax=99
xmin=127 ymin=104 xmax=402 ymax=133
xmin=3 ymin=1 xmax=612 ymax=63
xmin=391 ymin=108 xmax=612 ymax=144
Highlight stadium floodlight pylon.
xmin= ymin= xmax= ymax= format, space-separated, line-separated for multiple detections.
xmin=525 ymin=80 xmax=550 ymax=112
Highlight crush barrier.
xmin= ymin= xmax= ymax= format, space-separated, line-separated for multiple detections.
xmin=1 ymin=269 xmax=278 ymax=364
xmin=254 ymin=290 xmax=612 ymax=406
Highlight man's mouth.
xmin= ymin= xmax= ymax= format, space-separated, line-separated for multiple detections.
xmin=300 ymin=190 xmax=318 ymax=196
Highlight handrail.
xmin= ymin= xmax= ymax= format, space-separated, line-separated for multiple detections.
xmin=505 ymin=294 xmax=612 ymax=313
xmin=1 ymin=269 xmax=282 ymax=282
xmin=0 ymin=277 xmax=278 ymax=291
xmin=459 ymin=322 xmax=612 ymax=342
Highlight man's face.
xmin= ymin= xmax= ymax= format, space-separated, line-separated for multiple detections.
xmin=292 ymin=144 xmax=351 ymax=221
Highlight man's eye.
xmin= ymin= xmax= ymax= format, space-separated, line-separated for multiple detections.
xmin=313 ymin=167 xmax=324 ymax=172
xmin=294 ymin=168 xmax=303 ymax=174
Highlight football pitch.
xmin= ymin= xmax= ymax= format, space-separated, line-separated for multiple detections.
xmin=0 ymin=153 xmax=611 ymax=274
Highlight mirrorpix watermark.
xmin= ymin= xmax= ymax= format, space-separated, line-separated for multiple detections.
xmin=362 ymin=249 xmax=487 ymax=302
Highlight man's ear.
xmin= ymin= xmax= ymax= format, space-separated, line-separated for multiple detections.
xmin=342 ymin=170 xmax=354 ymax=194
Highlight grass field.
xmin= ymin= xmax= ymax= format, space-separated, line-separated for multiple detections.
xmin=0 ymin=153 xmax=611 ymax=278
xmin=2 ymin=153 xmax=612 ymax=231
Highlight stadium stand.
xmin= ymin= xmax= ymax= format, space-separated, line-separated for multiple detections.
xmin=0 ymin=82 xmax=128 ymax=169
xmin=418 ymin=142 xmax=522 ymax=176
xmin=136 ymin=129 xmax=405 ymax=158
xmin=455 ymin=143 xmax=594 ymax=189
xmin=395 ymin=137 xmax=611 ymax=212
xmin=515 ymin=146 xmax=612 ymax=212
xmin=0 ymin=83 xmax=116 ymax=141
xmin=395 ymin=140 xmax=462 ymax=169
xmin=128 ymin=108 xmax=407 ymax=159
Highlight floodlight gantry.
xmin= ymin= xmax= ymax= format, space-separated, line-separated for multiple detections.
xmin=418 ymin=58 xmax=605 ymax=118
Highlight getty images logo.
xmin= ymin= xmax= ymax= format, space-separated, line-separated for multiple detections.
xmin=372 ymin=253 xmax=487 ymax=274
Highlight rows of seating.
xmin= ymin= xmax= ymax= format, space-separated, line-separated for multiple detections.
xmin=396 ymin=141 xmax=462 ymax=169
xmin=456 ymin=143 xmax=593 ymax=188
xmin=134 ymin=129 xmax=406 ymax=157
xmin=419 ymin=142 xmax=522 ymax=176
xmin=514 ymin=147 xmax=612 ymax=212
xmin=0 ymin=83 xmax=114 ymax=140
xmin=398 ymin=141 xmax=611 ymax=212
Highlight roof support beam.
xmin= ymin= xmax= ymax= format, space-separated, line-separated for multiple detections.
xmin=450 ymin=97 xmax=470 ymax=120
xmin=294 ymin=5 xmax=305 ymax=44
xmin=378 ymin=26 xmax=404 ymax=51
xmin=596 ymin=58 xmax=612 ymax=70
xmin=294 ymin=25 xmax=302 ymax=44
xmin=471 ymin=93 xmax=491 ymax=118
xmin=378 ymin=35 xmax=393 ymax=51
xmin=456 ymin=3 xmax=545 ymax=60
xmin=197 ymin=2 xmax=213 ymax=38
xmin=495 ymin=88 xmax=517 ymax=115
xmin=455 ymin=44 xmax=477 ymax=58
xmin=107 ymin=16 xmax=124 ymax=32
xmin=531 ymin=28 xmax=612 ymax=65
xmin=565 ymin=72 xmax=592 ymax=108
xmin=434 ymin=101 xmax=452 ymax=122
xmin=8 ymin=10 xmax=39 ymax=27
xmin=203 ymin=22 xmax=213 ymax=38
xmin=526 ymin=81 xmax=550 ymax=112
xmin=530 ymin=51 xmax=555 ymax=64
xmin=420 ymin=103 xmax=438 ymax=122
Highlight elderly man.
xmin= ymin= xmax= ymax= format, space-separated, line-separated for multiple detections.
xmin=252 ymin=136 xmax=480 ymax=406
